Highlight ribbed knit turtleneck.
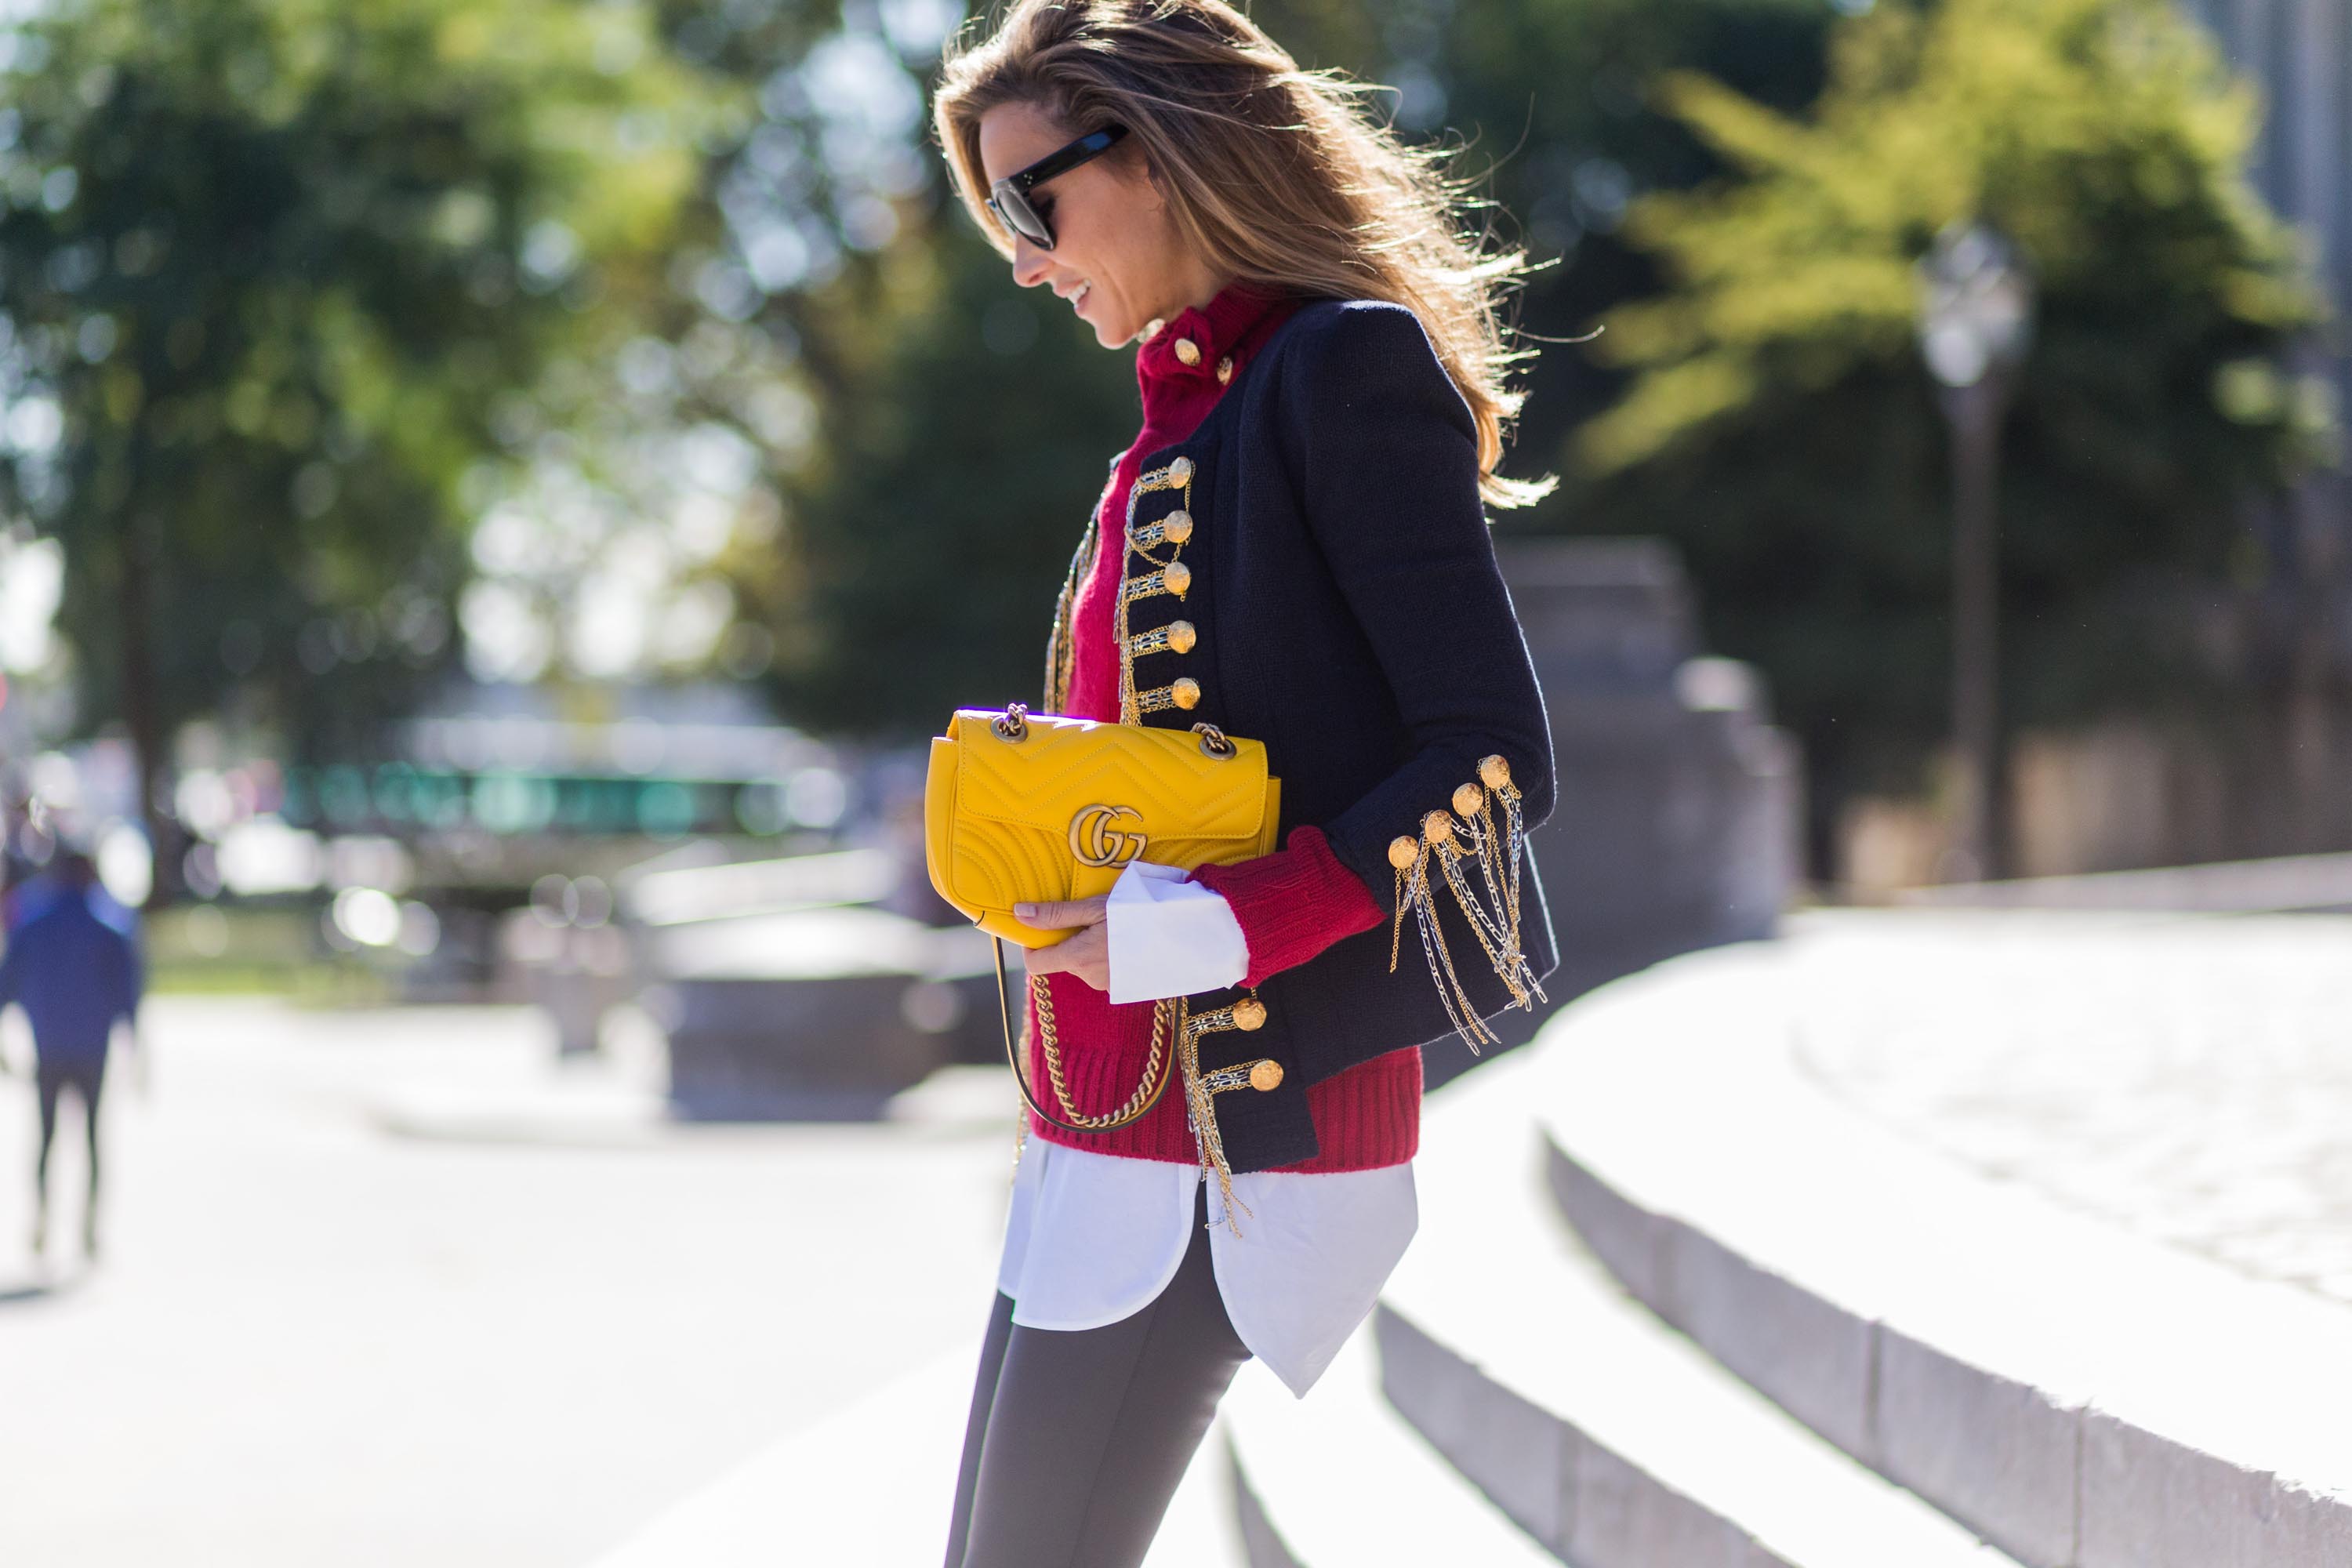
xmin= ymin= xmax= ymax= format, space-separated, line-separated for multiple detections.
xmin=1065 ymin=278 xmax=1297 ymax=726
xmin=1026 ymin=278 xmax=1420 ymax=1174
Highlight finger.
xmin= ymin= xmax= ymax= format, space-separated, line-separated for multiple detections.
xmin=1058 ymin=927 xmax=1111 ymax=991
xmin=1023 ymin=925 xmax=1095 ymax=971
xmin=1024 ymin=927 xmax=1107 ymax=985
xmin=1013 ymin=895 xmax=1109 ymax=929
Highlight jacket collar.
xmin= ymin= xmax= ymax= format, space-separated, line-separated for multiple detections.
xmin=1135 ymin=278 xmax=1294 ymax=423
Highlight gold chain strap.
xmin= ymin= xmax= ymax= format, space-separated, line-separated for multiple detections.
xmin=993 ymin=937 xmax=1174 ymax=1136
xmin=1030 ymin=971 xmax=1175 ymax=1129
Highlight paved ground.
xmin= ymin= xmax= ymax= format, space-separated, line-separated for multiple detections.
xmin=0 ymin=996 xmax=1021 ymax=1568
xmin=1787 ymin=908 xmax=2352 ymax=1307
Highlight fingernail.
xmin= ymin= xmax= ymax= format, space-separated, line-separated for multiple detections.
xmin=1014 ymin=903 xmax=1036 ymax=919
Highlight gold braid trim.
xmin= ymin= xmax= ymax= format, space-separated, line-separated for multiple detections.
xmin=1115 ymin=457 xmax=1196 ymax=725
xmin=1014 ymin=457 xmax=1210 ymax=1171
xmin=1177 ymin=988 xmax=1269 ymax=1237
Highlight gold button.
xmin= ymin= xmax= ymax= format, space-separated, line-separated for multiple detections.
xmin=1143 ymin=317 xmax=1165 ymax=340
xmin=1453 ymin=782 xmax=1485 ymax=818
xmin=1249 ymin=1059 xmax=1284 ymax=1093
xmin=1478 ymin=754 xmax=1512 ymax=790
xmin=1167 ymin=619 xmax=1197 ymax=654
xmin=1171 ymin=677 xmax=1201 ymax=710
xmin=1232 ymin=997 xmax=1267 ymax=1031
xmin=1174 ymin=337 xmax=1201 ymax=366
xmin=1161 ymin=510 xmax=1192 ymax=544
xmin=1169 ymin=456 xmax=1193 ymax=484
xmin=1388 ymin=836 xmax=1418 ymax=869
xmin=1422 ymin=810 xmax=1456 ymax=845
xmin=1163 ymin=559 xmax=1191 ymax=596
xmin=1217 ymin=355 xmax=1233 ymax=385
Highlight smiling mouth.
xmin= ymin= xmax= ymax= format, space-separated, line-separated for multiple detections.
xmin=1070 ymin=281 xmax=1091 ymax=310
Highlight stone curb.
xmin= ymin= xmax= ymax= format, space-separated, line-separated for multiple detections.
xmin=1375 ymin=1304 xmax=1780 ymax=1567
xmin=1530 ymin=919 xmax=2352 ymax=1568
xmin=1228 ymin=1440 xmax=1305 ymax=1568
xmin=1548 ymin=1136 xmax=2080 ymax=1566
xmin=1220 ymin=1332 xmax=1558 ymax=1568
xmin=1377 ymin=1044 xmax=2017 ymax=1568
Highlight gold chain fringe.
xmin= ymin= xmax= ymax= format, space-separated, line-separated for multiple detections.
xmin=1385 ymin=759 xmax=1548 ymax=1055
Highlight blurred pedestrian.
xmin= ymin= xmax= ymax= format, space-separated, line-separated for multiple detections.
xmin=0 ymin=850 xmax=143 ymax=1261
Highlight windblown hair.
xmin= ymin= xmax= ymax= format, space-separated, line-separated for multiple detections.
xmin=931 ymin=0 xmax=1556 ymax=510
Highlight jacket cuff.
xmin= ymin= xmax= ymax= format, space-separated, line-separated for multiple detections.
xmin=1189 ymin=825 xmax=1385 ymax=987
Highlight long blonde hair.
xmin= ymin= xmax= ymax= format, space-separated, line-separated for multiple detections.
xmin=931 ymin=0 xmax=1556 ymax=510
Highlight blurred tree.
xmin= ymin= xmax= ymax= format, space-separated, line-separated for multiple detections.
xmin=733 ymin=225 xmax=1145 ymax=736
xmin=1431 ymin=0 xmax=1838 ymax=485
xmin=1555 ymin=0 xmax=2332 ymax=869
xmin=0 ymin=0 xmax=717 ymax=896
xmin=733 ymin=0 xmax=1840 ymax=739
xmin=708 ymin=0 xmax=1178 ymax=738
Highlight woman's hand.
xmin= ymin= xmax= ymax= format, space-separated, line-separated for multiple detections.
xmin=1015 ymin=895 xmax=1112 ymax=992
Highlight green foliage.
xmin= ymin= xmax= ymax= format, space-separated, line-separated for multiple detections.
xmin=747 ymin=0 xmax=1845 ymax=739
xmin=743 ymin=233 xmax=1144 ymax=737
xmin=1395 ymin=0 xmax=1841 ymax=481
xmin=1555 ymin=0 xmax=2332 ymax=800
xmin=15 ymin=0 xmax=2314 ymax=873
xmin=0 ymin=0 xmax=720 ymax=761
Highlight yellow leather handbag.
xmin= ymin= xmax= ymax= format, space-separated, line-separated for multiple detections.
xmin=923 ymin=702 xmax=1282 ymax=1134
xmin=924 ymin=702 xmax=1280 ymax=943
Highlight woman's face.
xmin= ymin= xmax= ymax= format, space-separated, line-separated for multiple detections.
xmin=977 ymin=101 xmax=1214 ymax=350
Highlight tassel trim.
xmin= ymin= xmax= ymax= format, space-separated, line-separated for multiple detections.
xmin=1385 ymin=754 xmax=1549 ymax=1054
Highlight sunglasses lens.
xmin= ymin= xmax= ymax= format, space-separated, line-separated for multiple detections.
xmin=990 ymin=187 xmax=1053 ymax=249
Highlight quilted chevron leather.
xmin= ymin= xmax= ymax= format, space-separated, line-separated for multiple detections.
xmin=924 ymin=708 xmax=1282 ymax=947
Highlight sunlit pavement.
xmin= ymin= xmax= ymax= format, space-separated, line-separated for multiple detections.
xmin=0 ymin=996 xmax=1019 ymax=1568
xmin=1791 ymin=909 xmax=2352 ymax=1305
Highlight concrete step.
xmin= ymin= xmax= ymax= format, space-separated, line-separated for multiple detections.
xmin=1379 ymin=1044 xmax=2020 ymax=1568
xmin=1221 ymin=1328 xmax=1558 ymax=1568
xmin=586 ymin=1333 xmax=1243 ymax=1567
xmin=1530 ymin=914 xmax=2352 ymax=1568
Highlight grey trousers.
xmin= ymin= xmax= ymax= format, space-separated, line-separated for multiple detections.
xmin=945 ymin=1181 xmax=1252 ymax=1568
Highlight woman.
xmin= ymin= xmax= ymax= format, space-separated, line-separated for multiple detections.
xmin=931 ymin=4 xmax=1559 ymax=1563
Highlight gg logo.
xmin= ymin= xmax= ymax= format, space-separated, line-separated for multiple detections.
xmin=1069 ymin=803 xmax=1149 ymax=868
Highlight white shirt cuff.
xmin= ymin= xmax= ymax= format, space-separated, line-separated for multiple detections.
xmin=1103 ymin=860 xmax=1250 ymax=1004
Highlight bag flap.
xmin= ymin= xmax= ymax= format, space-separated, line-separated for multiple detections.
xmin=951 ymin=710 xmax=1269 ymax=842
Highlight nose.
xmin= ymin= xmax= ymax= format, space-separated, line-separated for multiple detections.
xmin=1011 ymin=235 xmax=1054 ymax=289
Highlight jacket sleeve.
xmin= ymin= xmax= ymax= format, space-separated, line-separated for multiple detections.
xmin=1275 ymin=301 xmax=1556 ymax=917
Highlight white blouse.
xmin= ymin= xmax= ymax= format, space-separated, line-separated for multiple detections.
xmin=994 ymin=860 xmax=1419 ymax=1399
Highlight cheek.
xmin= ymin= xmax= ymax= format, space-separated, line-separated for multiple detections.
xmin=1074 ymin=225 xmax=1149 ymax=302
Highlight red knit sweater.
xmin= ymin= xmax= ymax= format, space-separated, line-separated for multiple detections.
xmin=1025 ymin=279 xmax=1423 ymax=1172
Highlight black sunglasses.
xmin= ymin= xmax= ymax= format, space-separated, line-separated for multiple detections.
xmin=987 ymin=124 xmax=1129 ymax=250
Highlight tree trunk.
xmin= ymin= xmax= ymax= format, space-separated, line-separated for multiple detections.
xmin=117 ymin=510 xmax=176 ymax=911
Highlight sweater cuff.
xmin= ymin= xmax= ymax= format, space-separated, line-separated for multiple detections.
xmin=1188 ymin=824 xmax=1386 ymax=987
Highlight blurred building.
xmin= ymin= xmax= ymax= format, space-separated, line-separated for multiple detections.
xmin=2186 ymin=0 xmax=2351 ymax=638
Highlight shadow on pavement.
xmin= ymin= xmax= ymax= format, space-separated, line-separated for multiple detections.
xmin=0 ymin=1269 xmax=89 ymax=1307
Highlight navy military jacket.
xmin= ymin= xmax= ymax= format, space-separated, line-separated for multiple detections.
xmin=1109 ymin=296 xmax=1560 ymax=1173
